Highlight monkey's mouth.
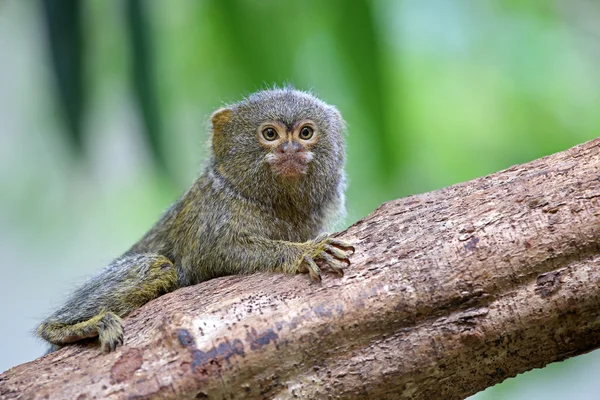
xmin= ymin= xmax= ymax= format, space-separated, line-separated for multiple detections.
xmin=266 ymin=153 xmax=313 ymax=178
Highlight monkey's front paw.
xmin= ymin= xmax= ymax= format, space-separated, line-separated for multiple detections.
xmin=299 ymin=236 xmax=355 ymax=281
xmin=98 ymin=312 xmax=124 ymax=352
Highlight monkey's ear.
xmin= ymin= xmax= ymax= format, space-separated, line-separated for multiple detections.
xmin=329 ymin=106 xmax=346 ymax=131
xmin=211 ymin=108 xmax=233 ymax=135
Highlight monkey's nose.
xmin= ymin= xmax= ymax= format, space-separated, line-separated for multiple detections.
xmin=277 ymin=141 xmax=304 ymax=154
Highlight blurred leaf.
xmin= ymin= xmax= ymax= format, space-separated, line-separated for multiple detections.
xmin=125 ymin=0 xmax=168 ymax=175
xmin=328 ymin=0 xmax=402 ymax=185
xmin=41 ymin=0 xmax=85 ymax=152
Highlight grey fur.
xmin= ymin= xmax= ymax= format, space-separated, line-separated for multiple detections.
xmin=37 ymin=87 xmax=351 ymax=352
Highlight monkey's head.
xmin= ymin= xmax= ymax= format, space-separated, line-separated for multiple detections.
xmin=209 ymin=87 xmax=346 ymax=210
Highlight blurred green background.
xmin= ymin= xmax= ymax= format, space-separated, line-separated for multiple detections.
xmin=1 ymin=0 xmax=599 ymax=398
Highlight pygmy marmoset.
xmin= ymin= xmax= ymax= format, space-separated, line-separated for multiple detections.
xmin=37 ymin=87 xmax=354 ymax=353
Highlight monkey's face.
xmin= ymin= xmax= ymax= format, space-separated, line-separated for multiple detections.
xmin=258 ymin=120 xmax=318 ymax=178
xmin=210 ymin=88 xmax=346 ymax=198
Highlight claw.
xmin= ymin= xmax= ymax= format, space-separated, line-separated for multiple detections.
xmin=324 ymin=244 xmax=352 ymax=263
xmin=98 ymin=312 xmax=124 ymax=353
xmin=327 ymin=238 xmax=355 ymax=254
xmin=303 ymin=255 xmax=322 ymax=282
xmin=318 ymin=252 xmax=345 ymax=276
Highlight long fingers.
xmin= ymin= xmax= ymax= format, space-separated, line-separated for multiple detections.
xmin=324 ymin=244 xmax=352 ymax=265
xmin=303 ymin=255 xmax=322 ymax=282
xmin=326 ymin=238 xmax=355 ymax=254
xmin=317 ymin=252 xmax=345 ymax=276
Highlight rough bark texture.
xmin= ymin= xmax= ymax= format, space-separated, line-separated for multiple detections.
xmin=2 ymin=139 xmax=600 ymax=400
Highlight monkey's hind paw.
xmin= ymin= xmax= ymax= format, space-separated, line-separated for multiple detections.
xmin=300 ymin=236 xmax=355 ymax=281
xmin=98 ymin=312 xmax=124 ymax=353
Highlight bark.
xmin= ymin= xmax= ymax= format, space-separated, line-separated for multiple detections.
xmin=2 ymin=139 xmax=600 ymax=400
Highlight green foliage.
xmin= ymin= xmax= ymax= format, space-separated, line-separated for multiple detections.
xmin=42 ymin=0 xmax=600 ymax=224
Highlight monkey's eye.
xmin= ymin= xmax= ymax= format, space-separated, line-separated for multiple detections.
xmin=262 ymin=127 xmax=278 ymax=141
xmin=299 ymin=126 xmax=314 ymax=140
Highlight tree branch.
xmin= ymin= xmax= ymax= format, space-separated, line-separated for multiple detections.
xmin=2 ymin=139 xmax=600 ymax=400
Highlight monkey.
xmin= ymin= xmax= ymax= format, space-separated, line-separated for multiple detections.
xmin=36 ymin=87 xmax=354 ymax=353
